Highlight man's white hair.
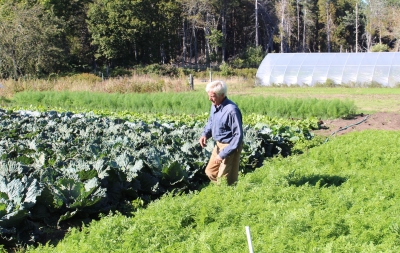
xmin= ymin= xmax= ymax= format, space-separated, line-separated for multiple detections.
xmin=205 ymin=80 xmax=227 ymax=96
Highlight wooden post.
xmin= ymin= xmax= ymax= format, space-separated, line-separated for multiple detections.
xmin=209 ymin=63 xmax=212 ymax=82
xmin=189 ymin=74 xmax=194 ymax=90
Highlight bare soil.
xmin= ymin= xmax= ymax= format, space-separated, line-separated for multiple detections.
xmin=313 ymin=112 xmax=400 ymax=136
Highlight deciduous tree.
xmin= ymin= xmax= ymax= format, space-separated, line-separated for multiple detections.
xmin=0 ymin=2 xmax=63 ymax=79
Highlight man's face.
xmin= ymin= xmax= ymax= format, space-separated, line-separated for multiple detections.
xmin=208 ymin=91 xmax=224 ymax=106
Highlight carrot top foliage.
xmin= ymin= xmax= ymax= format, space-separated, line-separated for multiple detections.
xmin=26 ymin=130 xmax=400 ymax=253
xmin=10 ymin=90 xmax=356 ymax=119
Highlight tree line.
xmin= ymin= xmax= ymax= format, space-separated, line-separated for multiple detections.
xmin=0 ymin=0 xmax=399 ymax=79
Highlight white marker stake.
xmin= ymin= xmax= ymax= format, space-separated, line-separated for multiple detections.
xmin=245 ymin=226 xmax=254 ymax=253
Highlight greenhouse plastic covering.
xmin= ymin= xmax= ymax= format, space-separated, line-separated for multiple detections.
xmin=255 ymin=52 xmax=400 ymax=87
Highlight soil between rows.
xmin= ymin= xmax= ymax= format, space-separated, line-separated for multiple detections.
xmin=312 ymin=112 xmax=400 ymax=137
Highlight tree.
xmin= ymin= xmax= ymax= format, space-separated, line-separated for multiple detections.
xmin=363 ymin=0 xmax=387 ymax=51
xmin=318 ymin=0 xmax=337 ymax=52
xmin=340 ymin=1 xmax=365 ymax=52
xmin=256 ymin=0 xmax=278 ymax=53
xmin=180 ymin=0 xmax=210 ymax=65
xmin=207 ymin=28 xmax=224 ymax=61
xmin=39 ymin=0 xmax=93 ymax=71
xmin=301 ymin=0 xmax=317 ymax=52
xmin=87 ymin=0 xmax=182 ymax=69
xmin=180 ymin=0 xmax=244 ymax=64
xmin=0 ymin=2 xmax=64 ymax=79
xmin=87 ymin=0 xmax=143 ymax=70
xmin=276 ymin=0 xmax=295 ymax=52
xmin=386 ymin=4 xmax=400 ymax=51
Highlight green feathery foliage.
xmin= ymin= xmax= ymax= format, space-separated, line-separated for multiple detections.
xmin=26 ymin=130 xmax=400 ymax=252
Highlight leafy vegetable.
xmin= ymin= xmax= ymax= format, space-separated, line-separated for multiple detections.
xmin=0 ymin=108 xmax=318 ymax=245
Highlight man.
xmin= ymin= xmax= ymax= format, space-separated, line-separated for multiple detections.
xmin=199 ymin=80 xmax=244 ymax=185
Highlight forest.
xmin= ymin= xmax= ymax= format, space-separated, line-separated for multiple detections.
xmin=0 ymin=0 xmax=399 ymax=79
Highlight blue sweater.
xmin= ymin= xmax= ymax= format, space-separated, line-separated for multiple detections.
xmin=202 ymin=97 xmax=243 ymax=159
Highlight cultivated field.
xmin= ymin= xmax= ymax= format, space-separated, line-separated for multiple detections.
xmin=0 ymin=76 xmax=399 ymax=252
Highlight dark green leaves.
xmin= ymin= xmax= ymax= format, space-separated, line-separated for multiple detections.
xmin=0 ymin=108 xmax=316 ymax=245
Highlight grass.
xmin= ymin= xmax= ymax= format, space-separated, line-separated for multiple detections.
xmin=247 ymin=86 xmax=400 ymax=114
xmin=3 ymin=74 xmax=399 ymax=115
xmin=25 ymin=130 xmax=400 ymax=253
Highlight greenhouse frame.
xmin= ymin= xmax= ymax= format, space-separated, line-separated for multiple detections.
xmin=255 ymin=52 xmax=400 ymax=87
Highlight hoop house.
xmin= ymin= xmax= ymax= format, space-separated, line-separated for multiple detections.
xmin=255 ymin=52 xmax=400 ymax=87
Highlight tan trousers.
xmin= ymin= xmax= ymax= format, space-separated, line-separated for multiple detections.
xmin=205 ymin=141 xmax=243 ymax=185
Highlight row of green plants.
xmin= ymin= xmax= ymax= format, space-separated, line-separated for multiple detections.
xmin=9 ymin=91 xmax=357 ymax=119
xmin=0 ymin=108 xmax=321 ymax=247
xmin=6 ymin=105 xmax=321 ymax=134
xmin=6 ymin=105 xmax=323 ymax=155
xmin=23 ymin=130 xmax=400 ymax=252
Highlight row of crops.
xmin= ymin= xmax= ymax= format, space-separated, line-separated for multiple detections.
xmin=0 ymin=108 xmax=320 ymax=245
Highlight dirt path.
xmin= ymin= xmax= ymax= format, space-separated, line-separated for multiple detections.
xmin=313 ymin=112 xmax=400 ymax=136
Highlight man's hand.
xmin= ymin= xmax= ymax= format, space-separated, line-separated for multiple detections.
xmin=199 ymin=136 xmax=207 ymax=148
xmin=214 ymin=155 xmax=223 ymax=164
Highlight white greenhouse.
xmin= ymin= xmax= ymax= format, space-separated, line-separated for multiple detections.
xmin=255 ymin=52 xmax=400 ymax=87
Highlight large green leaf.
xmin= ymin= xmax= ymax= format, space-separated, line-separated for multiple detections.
xmin=162 ymin=161 xmax=188 ymax=185
xmin=49 ymin=178 xmax=106 ymax=210
xmin=0 ymin=176 xmax=41 ymax=228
